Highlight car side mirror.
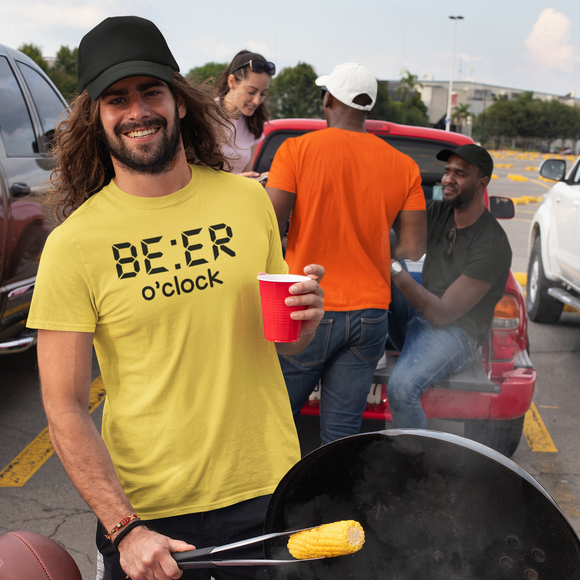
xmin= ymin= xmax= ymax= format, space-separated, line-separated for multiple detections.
xmin=539 ymin=158 xmax=566 ymax=181
xmin=489 ymin=196 xmax=515 ymax=219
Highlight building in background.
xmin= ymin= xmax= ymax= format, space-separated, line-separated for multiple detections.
xmin=384 ymin=79 xmax=580 ymax=134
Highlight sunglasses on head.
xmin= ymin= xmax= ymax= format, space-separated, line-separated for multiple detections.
xmin=320 ymin=86 xmax=328 ymax=101
xmin=231 ymin=60 xmax=276 ymax=76
xmin=443 ymin=228 xmax=457 ymax=262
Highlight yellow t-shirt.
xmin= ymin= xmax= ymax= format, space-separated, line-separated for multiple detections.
xmin=28 ymin=166 xmax=300 ymax=519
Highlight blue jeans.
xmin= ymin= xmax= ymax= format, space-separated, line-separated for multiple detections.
xmin=279 ymin=309 xmax=388 ymax=446
xmin=387 ymin=283 xmax=478 ymax=429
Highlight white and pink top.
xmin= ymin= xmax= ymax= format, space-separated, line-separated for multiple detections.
xmin=222 ymin=114 xmax=265 ymax=174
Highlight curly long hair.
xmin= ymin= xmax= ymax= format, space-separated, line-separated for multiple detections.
xmin=47 ymin=72 xmax=232 ymax=220
xmin=216 ymin=50 xmax=272 ymax=139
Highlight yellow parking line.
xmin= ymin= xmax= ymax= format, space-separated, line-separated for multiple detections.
xmin=524 ymin=402 xmax=558 ymax=452
xmin=527 ymin=178 xmax=552 ymax=190
xmin=0 ymin=376 xmax=106 ymax=487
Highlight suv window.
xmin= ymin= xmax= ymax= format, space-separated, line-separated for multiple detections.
xmin=0 ymin=56 xmax=37 ymax=156
xmin=379 ymin=136 xmax=456 ymax=200
xmin=17 ymin=61 xmax=66 ymax=151
xmin=379 ymin=136 xmax=454 ymax=182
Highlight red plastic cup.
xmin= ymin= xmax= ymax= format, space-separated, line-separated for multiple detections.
xmin=257 ymin=274 xmax=311 ymax=342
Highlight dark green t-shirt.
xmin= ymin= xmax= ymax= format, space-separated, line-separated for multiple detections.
xmin=422 ymin=201 xmax=512 ymax=344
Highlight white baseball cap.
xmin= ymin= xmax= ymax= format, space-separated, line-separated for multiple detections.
xmin=315 ymin=63 xmax=377 ymax=111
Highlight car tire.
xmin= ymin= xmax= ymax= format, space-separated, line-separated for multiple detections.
xmin=526 ymin=235 xmax=563 ymax=324
xmin=464 ymin=415 xmax=525 ymax=458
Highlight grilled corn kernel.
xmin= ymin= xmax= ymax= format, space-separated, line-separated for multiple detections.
xmin=287 ymin=520 xmax=365 ymax=559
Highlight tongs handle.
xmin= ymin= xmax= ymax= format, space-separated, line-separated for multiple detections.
xmin=173 ymin=546 xmax=215 ymax=562
xmin=172 ymin=526 xmax=320 ymax=567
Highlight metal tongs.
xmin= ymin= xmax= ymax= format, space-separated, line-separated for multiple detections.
xmin=172 ymin=526 xmax=325 ymax=569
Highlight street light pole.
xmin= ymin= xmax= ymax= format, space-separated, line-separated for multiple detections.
xmin=445 ymin=15 xmax=463 ymax=132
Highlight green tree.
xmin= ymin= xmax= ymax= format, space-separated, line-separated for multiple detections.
xmin=476 ymin=91 xmax=580 ymax=150
xmin=18 ymin=43 xmax=78 ymax=101
xmin=396 ymin=70 xmax=423 ymax=124
xmin=476 ymin=98 xmax=520 ymax=149
xmin=18 ymin=43 xmax=49 ymax=72
xmin=541 ymin=99 xmax=572 ymax=146
xmin=49 ymin=46 xmax=78 ymax=101
xmin=565 ymin=105 xmax=580 ymax=153
xmin=186 ymin=62 xmax=227 ymax=86
xmin=267 ymin=62 xmax=322 ymax=119
xmin=511 ymin=92 xmax=542 ymax=149
xmin=403 ymin=91 xmax=429 ymax=126
xmin=452 ymin=103 xmax=471 ymax=130
xmin=368 ymin=81 xmax=402 ymax=122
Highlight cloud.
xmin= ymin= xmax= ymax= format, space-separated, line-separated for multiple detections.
xmin=347 ymin=54 xmax=401 ymax=80
xmin=1 ymin=1 xmax=119 ymax=31
xmin=189 ymin=38 xmax=271 ymax=62
xmin=0 ymin=0 xmax=149 ymax=54
xmin=524 ymin=8 xmax=580 ymax=73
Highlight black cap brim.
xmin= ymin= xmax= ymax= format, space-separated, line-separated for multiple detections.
xmin=436 ymin=148 xmax=455 ymax=162
xmin=436 ymin=145 xmax=493 ymax=179
xmin=86 ymin=60 xmax=175 ymax=100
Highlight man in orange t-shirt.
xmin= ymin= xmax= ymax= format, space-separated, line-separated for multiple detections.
xmin=267 ymin=63 xmax=427 ymax=445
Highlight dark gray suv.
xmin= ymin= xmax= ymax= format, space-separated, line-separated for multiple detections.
xmin=0 ymin=44 xmax=68 ymax=353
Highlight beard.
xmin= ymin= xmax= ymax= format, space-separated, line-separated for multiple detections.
xmin=102 ymin=103 xmax=182 ymax=175
xmin=442 ymin=182 xmax=478 ymax=209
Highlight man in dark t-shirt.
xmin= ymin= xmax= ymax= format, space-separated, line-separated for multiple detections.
xmin=387 ymin=144 xmax=512 ymax=428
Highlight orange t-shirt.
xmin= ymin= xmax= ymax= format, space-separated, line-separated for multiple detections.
xmin=267 ymin=127 xmax=425 ymax=310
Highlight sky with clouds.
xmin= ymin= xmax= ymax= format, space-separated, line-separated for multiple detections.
xmin=1 ymin=0 xmax=579 ymax=97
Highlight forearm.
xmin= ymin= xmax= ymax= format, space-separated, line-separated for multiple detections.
xmin=38 ymin=330 xmax=194 ymax=574
xmin=47 ymin=406 xmax=134 ymax=532
xmin=392 ymin=269 xmax=451 ymax=327
xmin=392 ymin=267 xmax=492 ymax=329
xmin=266 ymin=187 xmax=295 ymax=239
xmin=38 ymin=330 xmax=134 ymax=533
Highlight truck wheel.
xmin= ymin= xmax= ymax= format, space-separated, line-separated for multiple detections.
xmin=463 ymin=415 xmax=525 ymax=457
xmin=526 ymin=236 xmax=563 ymax=324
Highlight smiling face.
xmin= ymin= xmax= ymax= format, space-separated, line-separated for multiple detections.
xmin=441 ymin=154 xmax=488 ymax=209
xmin=225 ymin=71 xmax=271 ymax=117
xmin=99 ymin=76 xmax=186 ymax=174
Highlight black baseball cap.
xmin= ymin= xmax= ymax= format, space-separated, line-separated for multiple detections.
xmin=78 ymin=16 xmax=180 ymax=100
xmin=436 ymin=144 xmax=494 ymax=179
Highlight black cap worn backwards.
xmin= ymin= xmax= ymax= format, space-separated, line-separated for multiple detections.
xmin=78 ymin=16 xmax=180 ymax=101
xmin=436 ymin=144 xmax=494 ymax=179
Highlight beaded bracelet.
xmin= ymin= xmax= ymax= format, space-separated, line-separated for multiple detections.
xmin=112 ymin=520 xmax=148 ymax=549
xmin=105 ymin=513 xmax=139 ymax=540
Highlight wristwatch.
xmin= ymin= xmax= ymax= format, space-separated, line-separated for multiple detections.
xmin=390 ymin=261 xmax=403 ymax=276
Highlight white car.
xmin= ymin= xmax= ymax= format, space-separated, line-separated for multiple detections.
xmin=527 ymin=156 xmax=580 ymax=323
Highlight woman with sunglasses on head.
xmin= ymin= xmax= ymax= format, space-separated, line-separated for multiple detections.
xmin=217 ymin=50 xmax=275 ymax=180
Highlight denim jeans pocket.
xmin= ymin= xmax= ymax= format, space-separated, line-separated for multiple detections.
xmin=283 ymin=319 xmax=333 ymax=367
xmin=352 ymin=310 xmax=389 ymax=362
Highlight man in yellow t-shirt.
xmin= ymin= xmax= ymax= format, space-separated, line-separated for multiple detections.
xmin=267 ymin=63 xmax=426 ymax=446
xmin=27 ymin=16 xmax=324 ymax=580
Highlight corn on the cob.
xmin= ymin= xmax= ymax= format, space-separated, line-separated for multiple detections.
xmin=287 ymin=520 xmax=365 ymax=559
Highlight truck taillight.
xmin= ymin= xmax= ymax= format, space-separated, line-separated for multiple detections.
xmin=492 ymin=294 xmax=519 ymax=329
xmin=491 ymin=293 xmax=520 ymax=360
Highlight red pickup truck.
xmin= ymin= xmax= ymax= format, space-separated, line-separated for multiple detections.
xmin=254 ymin=118 xmax=536 ymax=457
